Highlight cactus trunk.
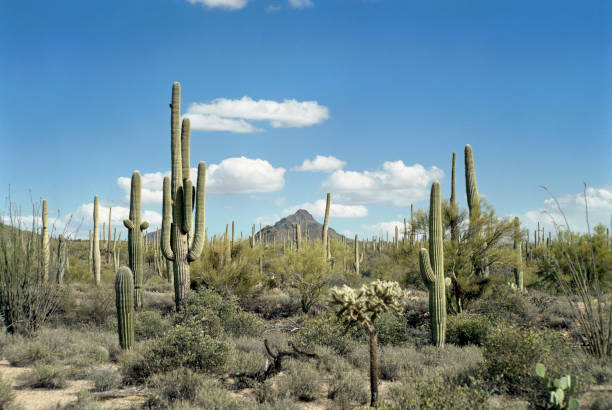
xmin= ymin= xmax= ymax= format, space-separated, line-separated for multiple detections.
xmin=115 ymin=266 xmax=134 ymax=349
xmin=56 ymin=234 xmax=66 ymax=284
xmin=513 ymin=217 xmax=524 ymax=292
xmin=322 ymin=193 xmax=331 ymax=262
xmin=93 ymin=196 xmax=101 ymax=286
xmin=354 ymin=234 xmax=360 ymax=275
xmin=419 ymin=181 xmax=447 ymax=347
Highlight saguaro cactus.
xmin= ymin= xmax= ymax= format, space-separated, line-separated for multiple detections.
xmin=93 ymin=196 xmax=101 ymax=286
xmin=513 ymin=217 xmax=524 ymax=292
xmin=465 ymin=144 xmax=488 ymax=277
xmin=354 ymin=234 xmax=360 ymax=275
xmin=161 ymin=82 xmax=206 ymax=311
xmin=115 ymin=266 xmax=134 ymax=349
xmin=331 ymin=280 xmax=403 ymax=407
xmin=419 ymin=181 xmax=447 ymax=347
xmin=123 ymin=171 xmax=149 ymax=310
xmin=450 ymin=152 xmax=459 ymax=242
xmin=56 ymin=234 xmax=66 ymax=284
xmin=224 ymin=224 xmax=231 ymax=263
xmin=322 ymin=193 xmax=331 ymax=262
xmin=41 ymin=200 xmax=49 ymax=282
xmin=107 ymin=207 xmax=112 ymax=265
xmin=295 ymin=223 xmax=302 ymax=251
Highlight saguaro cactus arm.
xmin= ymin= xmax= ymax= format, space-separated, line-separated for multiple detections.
xmin=419 ymin=249 xmax=435 ymax=285
xmin=161 ymin=177 xmax=175 ymax=261
xmin=187 ymin=161 xmax=206 ymax=261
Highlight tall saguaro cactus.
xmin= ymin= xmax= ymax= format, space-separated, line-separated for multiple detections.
xmin=465 ymin=144 xmax=488 ymax=277
xmin=354 ymin=234 xmax=360 ymax=275
xmin=107 ymin=207 xmax=112 ymax=264
xmin=93 ymin=196 xmax=101 ymax=286
xmin=56 ymin=234 xmax=66 ymax=284
xmin=41 ymin=200 xmax=49 ymax=282
xmin=123 ymin=171 xmax=149 ymax=310
xmin=161 ymin=82 xmax=206 ymax=311
xmin=419 ymin=181 xmax=447 ymax=347
xmin=115 ymin=266 xmax=134 ymax=350
xmin=513 ymin=217 xmax=524 ymax=292
xmin=322 ymin=193 xmax=331 ymax=262
xmin=450 ymin=152 xmax=459 ymax=242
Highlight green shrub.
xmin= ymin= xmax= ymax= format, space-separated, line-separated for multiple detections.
xmin=483 ymin=321 xmax=550 ymax=399
xmin=4 ymin=340 xmax=52 ymax=366
xmin=247 ymin=289 xmax=301 ymax=319
xmin=146 ymin=368 xmax=203 ymax=408
xmin=17 ymin=364 xmax=68 ymax=389
xmin=277 ymin=359 xmax=322 ymax=402
xmin=147 ymin=325 xmax=233 ymax=373
xmin=134 ymin=310 xmax=171 ymax=340
xmin=292 ymin=313 xmax=359 ymax=355
xmin=375 ymin=312 xmax=410 ymax=346
xmin=470 ymin=284 xmax=538 ymax=327
xmin=89 ymin=366 xmax=122 ymax=392
xmin=446 ymin=313 xmax=490 ymax=346
xmin=327 ymin=360 xmax=368 ymax=409
xmin=0 ymin=374 xmax=14 ymax=409
xmin=592 ymin=392 xmax=612 ymax=410
xmin=192 ymin=377 xmax=249 ymax=409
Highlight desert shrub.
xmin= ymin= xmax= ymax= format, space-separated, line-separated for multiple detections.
xmin=135 ymin=310 xmax=171 ymax=340
xmin=60 ymin=390 xmax=99 ymax=410
xmin=375 ymin=312 xmax=410 ymax=346
xmin=233 ymin=336 xmax=266 ymax=355
xmin=191 ymin=377 xmax=249 ymax=410
xmin=142 ymin=290 xmax=175 ymax=314
xmin=592 ymin=392 xmax=612 ymax=410
xmin=470 ymin=282 xmax=538 ymax=326
xmin=292 ymin=313 xmax=359 ymax=355
xmin=77 ymin=286 xmax=116 ymax=327
xmin=276 ymin=359 xmax=322 ymax=402
xmin=327 ymin=359 xmax=368 ymax=409
xmin=382 ymin=376 xmax=489 ymax=410
xmin=0 ymin=374 xmax=14 ymax=409
xmin=246 ymin=288 xmax=301 ymax=319
xmin=446 ymin=313 xmax=490 ymax=346
xmin=483 ymin=321 xmax=550 ymax=399
xmin=88 ymin=366 xmax=122 ymax=392
xmin=145 ymin=368 xmax=203 ymax=408
xmin=226 ymin=349 xmax=267 ymax=384
xmin=147 ymin=325 xmax=233 ymax=374
xmin=18 ymin=364 xmax=68 ymax=389
xmin=118 ymin=343 xmax=153 ymax=385
xmin=379 ymin=346 xmax=412 ymax=381
xmin=183 ymin=288 xmax=265 ymax=338
xmin=4 ymin=340 xmax=52 ymax=366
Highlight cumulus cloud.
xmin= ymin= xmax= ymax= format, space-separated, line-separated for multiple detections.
xmin=117 ymin=157 xmax=285 ymax=203
xmin=321 ymin=160 xmax=444 ymax=206
xmin=292 ymin=155 xmax=346 ymax=172
xmin=289 ymin=0 xmax=313 ymax=8
xmin=524 ymin=186 xmax=612 ymax=234
xmin=75 ymin=203 xmax=162 ymax=234
xmin=185 ymin=96 xmax=329 ymax=133
xmin=363 ymin=221 xmax=405 ymax=237
xmin=186 ymin=0 xmax=249 ymax=10
xmin=284 ymin=199 xmax=368 ymax=218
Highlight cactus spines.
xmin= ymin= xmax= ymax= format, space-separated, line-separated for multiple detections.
xmin=93 ymin=196 xmax=101 ymax=286
xmin=56 ymin=234 xmax=66 ymax=284
xmin=123 ymin=171 xmax=149 ymax=310
xmin=513 ymin=217 xmax=524 ymax=292
xmin=161 ymin=82 xmax=207 ymax=311
xmin=322 ymin=193 xmax=331 ymax=262
xmin=41 ymin=200 xmax=49 ymax=282
xmin=419 ymin=181 xmax=447 ymax=347
xmin=115 ymin=266 xmax=134 ymax=350
xmin=354 ymin=234 xmax=360 ymax=275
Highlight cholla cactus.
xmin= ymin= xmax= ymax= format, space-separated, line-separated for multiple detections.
xmin=331 ymin=280 xmax=403 ymax=407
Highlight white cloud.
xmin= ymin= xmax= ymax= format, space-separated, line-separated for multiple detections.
xmin=117 ymin=157 xmax=285 ymax=203
xmin=186 ymin=0 xmax=249 ymax=10
xmin=292 ymin=155 xmax=346 ymax=172
xmin=289 ymin=0 xmax=313 ymax=8
xmin=363 ymin=221 xmax=405 ymax=237
xmin=208 ymin=157 xmax=285 ymax=194
xmin=284 ymin=199 xmax=368 ymax=218
xmin=256 ymin=214 xmax=281 ymax=226
xmin=524 ymin=186 xmax=612 ymax=234
xmin=75 ymin=202 xmax=161 ymax=236
xmin=322 ymin=160 xmax=444 ymax=206
xmin=185 ymin=96 xmax=329 ymax=133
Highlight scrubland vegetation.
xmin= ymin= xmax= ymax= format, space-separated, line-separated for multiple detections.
xmin=0 ymin=83 xmax=610 ymax=409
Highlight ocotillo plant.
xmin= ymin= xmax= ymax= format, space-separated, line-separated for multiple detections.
xmin=419 ymin=181 xmax=447 ymax=347
xmin=123 ymin=171 xmax=149 ymax=310
xmin=115 ymin=266 xmax=134 ymax=350
xmin=465 ymin=144 xmax=487 ymax=277
xmin=41 ymin=200 xmax=49 ymax=282
xmin=93 ymin=196 xmax=101 ymax=286
xmin=161 ymin=82 xmax=206 ymax=311
xmin=331 ymin=280 xmax=403 ymax=407
xmin=322 ymin=193 xmax=331 ymax=262
xmin=513 ymin=217 xmax=524 ymax=292
xmin=56 ymin=234 xmax=66 ymax=284
xmin=354 ymin=234 xmax=360 ymax=275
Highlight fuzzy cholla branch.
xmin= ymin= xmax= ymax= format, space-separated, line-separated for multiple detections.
xmin=330 ymin=280 xmax=403 ymax=330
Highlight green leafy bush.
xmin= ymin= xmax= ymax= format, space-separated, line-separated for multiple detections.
xmin=292 ymin=313 xmax=359 ymax=355
xmin=375 ymin=312 xmax=410 ymax=346
xmin=134 ymin=310 xmax=171 ymax=340
xmin=446 ymin=313 xmax=490 ymax=346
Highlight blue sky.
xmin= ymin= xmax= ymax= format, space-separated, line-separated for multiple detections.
xmin=1 ymin=0 xmax=611 ymax=239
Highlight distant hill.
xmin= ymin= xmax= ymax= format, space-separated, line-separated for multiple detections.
xmin=257 ymin=209 xmax=343 ymax=243
xmin=144 ymin=209 xmax=343 ymax=243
